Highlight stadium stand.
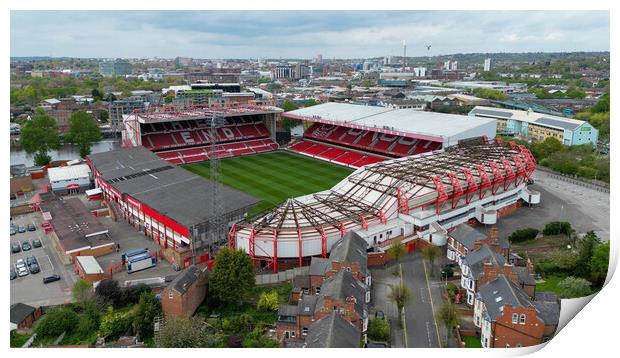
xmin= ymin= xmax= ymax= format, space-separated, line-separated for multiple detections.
xmin=288 ymin=139 xmax=385 ymax=168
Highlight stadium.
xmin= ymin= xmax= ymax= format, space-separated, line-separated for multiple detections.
xmin=87 ymin=101 xmax=539 ymax=271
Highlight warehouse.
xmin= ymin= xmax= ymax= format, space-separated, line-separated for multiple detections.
xmin=47 ymin=164 xmax=91 ymax=194
xmin=86 ymin=146 xmax=259 ymax=268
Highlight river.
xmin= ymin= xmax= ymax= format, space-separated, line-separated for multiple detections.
xmin=10 ymin=139 xmax=121 ymax=167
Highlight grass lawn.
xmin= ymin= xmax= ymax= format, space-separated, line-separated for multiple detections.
xmin=184 ymin=151 xmax=353 ymax=217
xmin=461 ymin=335 xmax=482 ymax=348
xmin=536 ymin=276 xmax=565 ymax=295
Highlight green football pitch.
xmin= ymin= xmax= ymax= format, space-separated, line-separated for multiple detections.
xmin=183 ymin=150 xmax=354 ymax=217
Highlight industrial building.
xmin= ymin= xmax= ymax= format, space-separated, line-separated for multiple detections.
xmin=86 ymin=146 xmax=260 ymax=268
xmin=47 ymin=164 xmax=91 ymax=194
xmin=231 ymin=138 xmax=540 ymax=271
xmin=469 ymin=106 xmax=599 ymax=146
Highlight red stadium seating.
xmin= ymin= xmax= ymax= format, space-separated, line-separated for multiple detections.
xmin=302 ymin=123 xmax=443 ymax=159
xmin=156 ymin=138 xmax=280 ymax=164
xmin=287 ymin=139 xmax=386 ymax=168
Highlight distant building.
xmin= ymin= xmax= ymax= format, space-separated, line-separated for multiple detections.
xmin=10 ymin=303 xmax=43 ymax=331
xmin=99 ymin=59 xmax=132 ymax=77
xmin=274 ymin=64 xmax=294 ymax=79
xmin=484 ymin=58 xmax=492 ymax=72
xmin=469 ymin=106 xmax=599 ymax=146
xmin=294 ymin=63 xmax=311 ymax=80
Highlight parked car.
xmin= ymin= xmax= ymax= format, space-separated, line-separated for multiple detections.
xmin=366 ymin=342 xmax=389 ymax=348
xmin=43 ymin=274 xmax=61 ymax=284
xmin=18 ymin=225 xmax=27 ymax=233
xmin=10 ymin=227 xmax=16 ymax=236
xmin=29 ymin=263 xmax=40 ymax=274
xmin=27 ymin=223 xmax=36 ymax=231
xmin=32 ymin=239 xmax=42 ymax=248
xmin=17 ymin=267 xmax=29 ymax=277
xmin=10 ymin=269 xmax=17 ymax=280
xmin=11 ymin=243 xmax=21 ymax=253
xmin=21 ymin=241 xmax=32 ymax=251
xmin=375 ymin=311 xmax=385 ymax=320
xmin=26 ymin=256 xmax=38 ymax=267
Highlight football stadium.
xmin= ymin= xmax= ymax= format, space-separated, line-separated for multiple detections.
xmin=86 ymin=101 xmax=539 ymax=271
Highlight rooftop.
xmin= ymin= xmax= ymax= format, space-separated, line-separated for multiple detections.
xmin=305 ymin=311 xmax=361 ymax=348
xmin=48 ymin=164 xmax=91 ymax=182
xmin=284 ymin=102 xmax=496 ymax=141
xmin=477 ymin=274 xmax=534 ymax=321
xmin=87 ymin=146 xmax=260 ymax=229
xmin=470 ymin=106 xmax=588 ymax=131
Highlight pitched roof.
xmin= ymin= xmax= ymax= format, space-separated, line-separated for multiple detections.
xmin=328 ymin=231 xmax=368 ymax=276
xmin=463 ymin=244 xmax=506 ymax=279
xmin=305 ymin=312 xmax=361 ymax=348
xmin=167 ymin=265 xmax=206 ymax=295
xmin=449 ymin=225 xmax=487 ymax=250
xmin=298 ymin=294 xmax=318 ymax=316
xmin=514 ymin=266 xmax=536 ymax=286
xmin=316 ymin=270 xmax=367 ymax=318
xmin=477 ymin=275 xmax=534 ymax=321
xmin=278 ymin=304 xmax=299 ymax=317
xmin=309 ymin=257 xmax=330 ymax=276
xmin=534 ymin=292 xmax=561 ymax=326
xmin=10 ymin=303 xmax=36 ymax=324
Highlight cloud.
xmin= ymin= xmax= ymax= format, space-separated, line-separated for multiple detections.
xmin=10 ymin=10 xmax=610 ymax=58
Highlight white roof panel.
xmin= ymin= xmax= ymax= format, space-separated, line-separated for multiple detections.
xmin=48 ymin=164 xmax=91 ymax=182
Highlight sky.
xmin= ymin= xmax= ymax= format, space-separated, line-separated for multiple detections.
xmin=10 ymin=11 xmax=610 ymax=59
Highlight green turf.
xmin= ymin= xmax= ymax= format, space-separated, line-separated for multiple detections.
xmin=183 ymin=151 xmax=354 ymax=217
xmin=535 ymin=276 xmax=565 ymax=295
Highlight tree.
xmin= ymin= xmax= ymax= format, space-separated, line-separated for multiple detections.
xmin=91 ymin=88 xmax=103 ymax=101
xmin=367 ymin=318 xmax=390 ymax=342
xmin=387 ymin=238 xmax=406 ymax=263
xmin=304 ymin=98 xmax=318 ymax=107
xmin=472 ymin=88 xmax=508 ymax=101
xmin=65 ymin=111 xmax=102 ymax=157
xmin=435 ymin=302 xmax=459 ymax=345
xmin=133 ymin=291 xmax=162 ymax=339
xmin=159 ymin=317 xmax=205 ymax=348
xmin=99 ymin=111 xmax=109 ymax=122
xmin=558 ymin=276 xmax=592 ymax=298
xmin=257 ymin=291 xmax=279 ymax=312
xmin=387 ymin=282 xmax=411 ymax=326
xmin=209 ymin=248 xmax=255 ymax=306
xmin=534 ymin=137 xmax=564 ymax=159
xmin=575 ymin=231 xmax=601 ymax=278
xmin=422 ymin=245 xmax=441 ymax=273
xmin=95 ymin=278 xmax=122 ymax=306
xmin=98 ymin=306 xmax=133 ymax=338
xmin=20 ymin=108 xmax=61 ymax=166
xmin=34 ymin=308 xmax=79 ymax=338
xmin=72 ymin=279 xmax=93 ymax=305
xmin=281 ymin=99 xmax=299 ymax=112
xmin=589 ymin=241 xmax=610 ymax=287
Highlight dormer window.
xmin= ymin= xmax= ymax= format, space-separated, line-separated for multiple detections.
xmin=519 ymin=314 xmax=526 ymax=324
xmin=512 ymin=313 xmax=518 ymax=324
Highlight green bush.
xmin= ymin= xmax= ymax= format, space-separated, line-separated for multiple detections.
xmin=542 ymin=221 xmax=572 ymax=236
xmin=508 ymin=228 xmax=539 ymax=243
xmin=257 ymin=291 xmax=279 ymax=312
xmin=35 ymin=308 xmax=79 ymax=338
xmin=98 ymin=307 xmax=133 ymax=338
xmin=367 ymin=318 xmax=391 ymax=342
xmin=534 ymin=252 xmax=578 ymax=277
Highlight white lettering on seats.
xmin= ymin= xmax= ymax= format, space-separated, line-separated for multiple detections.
xmin=379 ymin=133 xmax=398 ymax=142
xmin=170 ymin=121 xmax=183 ymax=130
xmin=180 ymin=132 xmax=194 ymax=144
xmin=346 ymin=128 xmax=364 ymax=136
xmin=221 ymin=127 xmax=235 ymax=140
xmin=199 ymin=129 xmax=214 ymax=143
xmin=398 ymin=137 xmax=417 ymax=145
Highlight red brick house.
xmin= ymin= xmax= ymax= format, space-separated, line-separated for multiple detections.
xmin=447 ymin=224 xmax=509 ymax=265
xmin=474 ymin=275 xmax=560 ymax=348
xmin=161 ymin=265 xmax=209 ymax=318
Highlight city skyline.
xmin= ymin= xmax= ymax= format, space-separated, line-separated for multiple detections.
xmin=11 ymin=11 xmax=610 ymax=59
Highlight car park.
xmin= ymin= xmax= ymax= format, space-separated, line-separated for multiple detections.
xmin=11 ymin=243 xmax=21 ymax=253
xmin=21 ymin=241 xmax=32 ymax=251
xmin=29 ymin=263 xmax=40 ymax=274
xmin=27 ymin=223 xmax=36 ymax=231
xmin=18 ymin=225 xmax=27 ymax=233
xmin=32 ymin=239 xmax=42 ymax=248
xmin=10 ymin=269 xmax=17 ymax=280
xmin=43 ymin=274 xmax=61 ymax=284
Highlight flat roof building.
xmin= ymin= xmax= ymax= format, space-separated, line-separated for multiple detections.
xmin=470 ymin=106 xmax=599 ymax=146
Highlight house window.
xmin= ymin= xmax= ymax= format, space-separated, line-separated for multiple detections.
xmin=519 ymin=314 xmax=526 ymax=324
xmin=290 ymin=331 xmax=296 ymax=338
xmin=315 ymin=287 xmax=320 ymax=295
xmin=302 ymin=327 xmax=308 ymax=336
xmin=512 ymin=313 xmax=518 ymax=324
xmin=168 ymin=291 xmax=173 ymax=299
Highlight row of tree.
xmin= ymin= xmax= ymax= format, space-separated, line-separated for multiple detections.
xmin=20 ymin=109 xmax=101 ymax=165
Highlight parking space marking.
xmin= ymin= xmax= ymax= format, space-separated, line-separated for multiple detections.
xmin=38 ymin=255 xmax=54 ymax=273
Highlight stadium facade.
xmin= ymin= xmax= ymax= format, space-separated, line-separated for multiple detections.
xmin=230 ymin=138 xmax=540 ymax=271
